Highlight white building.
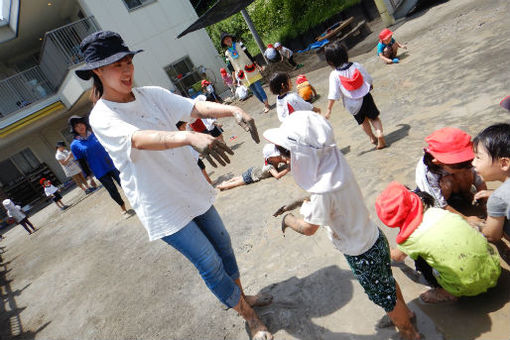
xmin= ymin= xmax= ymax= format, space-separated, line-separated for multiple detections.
xmin=0 ymin=0 xmax=225 ymax=206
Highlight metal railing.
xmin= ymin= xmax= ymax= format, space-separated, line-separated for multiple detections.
xmin=0 ymin=16 xmax=100 ymax=119
xmin=0 ymin=66 xmax=55 ymax=118
xmin=40 ymin=16 xmax=100 ymax=89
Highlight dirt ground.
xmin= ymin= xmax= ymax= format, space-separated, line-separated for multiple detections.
xmin=1 ymin=0 xmax=510 ymax=339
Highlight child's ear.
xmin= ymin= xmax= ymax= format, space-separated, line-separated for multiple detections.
xmin=500 ymin=157 xmax=510 ymax=171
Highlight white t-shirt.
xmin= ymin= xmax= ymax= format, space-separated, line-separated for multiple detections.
xmin=44 ymin=184 xmax=59 ymax=196
xmin=279 ymin=46 xmax=293 ymax=58
xmin=55 ymin=149 xmax=82 ymax=177
xmin=299 ymin=178 xmax=379 ymax=256
xmin=6 ymin=205 xmax=26 ymax=222
xmin=328 ymin=62 xmax=372 ymax=115
xmin=89 ymin=86 xmax=216 ymax=241
xmin=276 ymin=92 xmax=313 ymax=122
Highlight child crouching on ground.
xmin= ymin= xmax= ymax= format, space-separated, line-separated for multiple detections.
xmin=2 ymin=199 xmax=37 ymax=235
xmin=416 ymin=127 xmax=486 ymax=223
xmin=269 ymin=72 xmax=321 ymax=122
xmin=377 ymin=28 xmax=407 ymax=64
xmin=325 ymin=42 xmax=386 ymax=149
xmin=376 ymin=182 xmax=500 ymax=304
xmin=216 ymin=144 xmax=289 ymax=191
xmin=266 ymin=111 xmax=419 ymax=340
xmin=40 ymin=178 xmax=69 ymax=211
xmin=472 ymin=123 xmax=510 ymax=243
xmin=296 ymin=74 xmax=318 ymax=102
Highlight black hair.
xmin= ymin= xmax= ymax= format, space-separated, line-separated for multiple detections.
xmin=269 ymin=72 xmax=290 ymax=95
xmin=176 ymin=121 xmax=187 ymax=129
xmin=90 ymin=73 xmax=104 ymax=104
xmin=275 ymin=144 xmax=290 ymax=158
xmin=56 ymin=141 xmax=66 ymax=149
xmin=412 ymin=188 xmax=436 ymax=209
xmin=324 ymin=42 xmax=349 ymax=68
xmin=473 ymin=123 xmax=510 ymax=162
xmin=422 ymin=150 xmax=472 ymax=174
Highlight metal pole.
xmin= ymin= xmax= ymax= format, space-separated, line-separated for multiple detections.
xmin=240 ymin=9 xmax=267 ymax=63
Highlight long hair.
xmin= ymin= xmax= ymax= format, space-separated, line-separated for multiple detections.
xmin=90 ymin=73 xmax=104 ymax=104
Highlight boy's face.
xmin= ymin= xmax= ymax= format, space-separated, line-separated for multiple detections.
xmin=472 ymin=144 xmax=509 ymax=182
xmin=382 ymin=36 xmax=392 ymax=44
xmin=43 ymin=180 xmax=50 ymax=186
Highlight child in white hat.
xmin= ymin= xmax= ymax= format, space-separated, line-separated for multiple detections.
xmin=265 ymin=111 xmax=419 ymax=340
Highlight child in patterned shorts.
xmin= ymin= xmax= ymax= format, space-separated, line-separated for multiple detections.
xmin=266 ymin=111 xmax=419 ymax=340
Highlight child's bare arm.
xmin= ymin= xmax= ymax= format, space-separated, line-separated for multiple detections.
xmin=312 ymin=107 xmax=321 ymax=114
xmin=390 ymin=248 xmax=408 ymax=262
xmin=325 ymin=99 xmax=335 ymax=119
xmin=281 ymin=213 xmax=319 ymax=236
xmin=378 ymin=53 xmax=394 ymax=64
xmin=480 ymin=216 xmax=505 ymax=242
xmin=474 ymin=190 xmax=493 ymax=200
xmin=396 ymin=41 xmax=407 ymax=49
xmin=273 ymin=196 xmax=310 ymax=217
xmin=269 ymin=167 xmax=290 ymax=180
xmin=311 ymin=86 xmax=317 ymax=97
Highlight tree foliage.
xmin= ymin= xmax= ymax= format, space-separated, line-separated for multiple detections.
xmin=206 ymin=0 xmax=360 ymax=55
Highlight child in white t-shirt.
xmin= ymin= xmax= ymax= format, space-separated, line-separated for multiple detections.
xmin=269 ymin=72 xmax=320 ymax=122
xmin=216 ymin=144 xmax=289 ymax=191
xmin=265 ymin=111 xmax=419 ymax=340
xmin=325 ymin=42 xmax=386 ymax=149
xmin=40 ymin=178 xmax=69 ymax=211
xmin=2 ymin=199 xmax=37 ymax=234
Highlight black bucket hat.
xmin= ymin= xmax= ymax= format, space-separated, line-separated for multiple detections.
xmin=220 ymin=32 xmax=235 ymax=48
xmin=75 ymin=31 xmax=143 ymax=80
xmin=68 ymin=115 xmax=89 ymax=133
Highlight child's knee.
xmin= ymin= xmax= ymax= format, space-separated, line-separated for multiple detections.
xmin=383 ymin=47 xmax=394 ymax=59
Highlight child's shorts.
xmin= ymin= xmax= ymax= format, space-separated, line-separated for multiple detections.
xmin=208 ymin=126 xmax=224 ymax=138
xmin=353 ymin=93 xmax=380 ymax=125
xmin=52 ymin=192 xmax=62 ymax=202
xmin=344 ymin=229 xmax=397 ymax=313
xmin=241 ymin=167 xmax=262 ymax=184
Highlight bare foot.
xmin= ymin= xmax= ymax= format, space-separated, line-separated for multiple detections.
xmin=370 ymin=136 xmax=377 ymax=145
xmin=420 ymin=288 xmax=458 ymax=304
xmin=247 ymin=318 xmax=273 ymax=340
xmin=245 ymin=293 xmax=273 ymax=307
xmin=376 ymin=136 xmax=386 ymax=150
xmin=263 ymin=107 xmax=270 ymax=114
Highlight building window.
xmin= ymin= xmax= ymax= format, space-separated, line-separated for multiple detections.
xmin=122 ymin=0 xmax=156 ymax=11
xmin=164 ymin=56 xmax=202 ymax=98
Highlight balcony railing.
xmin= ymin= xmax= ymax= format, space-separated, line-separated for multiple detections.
xmin=0 ymin=66 xmax=55 ymax=118
xmin=0 ymin=16 xmax=100 ymax=119
xmin=40 ymin=16 xmax=100 ymax=89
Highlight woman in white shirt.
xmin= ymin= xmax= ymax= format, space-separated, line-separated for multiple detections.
xmin=75 ymin=31 xmax=272 ymax=340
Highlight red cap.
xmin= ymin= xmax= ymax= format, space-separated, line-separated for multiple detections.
xmin=339 ymin=69 xmax=364 ymax=91
xmin=376 ymin=182 xmax=423 ymax=244
xmin=39 ymin=178 xmax=47 ymax=185
xmin=267 ymin=43 xmax=274 ymax=48
xmin=296 ymin=74 xmax=307 ymax=85
xmin=500 ymin=95 xmax=510 ymax=111
xmin=220 ymin=68 xmax=227 ymax=74
xmin=425 ymin=127 xmax=474 ymax=164
xmin=379 ymin=28 xmax=393 ymax=42
xmin=201 ymin=80 xmax=210 ymax=87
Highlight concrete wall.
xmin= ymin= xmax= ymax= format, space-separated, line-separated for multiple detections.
xmin=78 ymin=0 xmax=226 ymax=92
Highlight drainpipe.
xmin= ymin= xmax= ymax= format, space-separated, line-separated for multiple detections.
xmin=240 ymin=9 xmax=268 ymax=63
xmin=373 ymin=0 xmax=395 ymax=26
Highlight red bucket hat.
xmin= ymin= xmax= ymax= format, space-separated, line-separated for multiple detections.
xmin=201 ymin=80 xmax=211 ymax=87
xmin=376 ymin=182 xmax=423 ymax=244
xmin=425 ymin=127 xmax=474 ymax=164
xmin=339 ymin=68 xmax=364 ymax=91
xmin=220 ymin=68 xmax=227 ymax=74
xmin=39 ymin=178 xmax=47 ymax=185
xmin=267 ymin=43 xmax=274 ymax=48
xmin=379 ymin=28 xmax=393 ymax=42
xmin=296 ymin=74 xmax=308 ymax=85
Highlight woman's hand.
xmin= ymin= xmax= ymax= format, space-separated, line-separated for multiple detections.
xmin=188 ymin=132 xmax=234 ymax=168
xmin=233 ymin=110 xmax=260 ymax=143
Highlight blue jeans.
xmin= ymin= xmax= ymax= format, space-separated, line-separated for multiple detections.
xmin=161 ymin=206 xmax=241 ymax=308
xmin=249 ymin=80 xmax=267 ymax=103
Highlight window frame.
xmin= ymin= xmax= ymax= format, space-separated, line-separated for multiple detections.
xmin=121 ymin=0 xmax=157 ymax=12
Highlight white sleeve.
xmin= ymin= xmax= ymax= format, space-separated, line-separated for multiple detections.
xmin=300 ymin=194 xmax=331 ymax=226
xmin=150 ymin=86 xmax=195 ymax=123
xmin=55 ymin=152 xmax=65 ymax=161
xmin=328 ymin=72 xmax=342 ymax=101
xmin=289 ymin=93 xmax=313 ymax=111
xmin=353 ymin=62 xmax=372 ymax=85
xmin=89 ymin=104 xmax=140 ymax=163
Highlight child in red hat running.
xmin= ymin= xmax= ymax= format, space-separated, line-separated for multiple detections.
xmin=220 ymin=68 xmax=235 ymax=94
xmin=40 ymin=178 xmax=69 ymax=211
xmin=295 ymin=74 xmax=318 ymax=102
xmin=325 ymin=42 xmax=386 ymax=149
xmin=377 ymin=28 xmax=407 ymax=64
xmin=415 ymin=127 xmax=486 ymax=223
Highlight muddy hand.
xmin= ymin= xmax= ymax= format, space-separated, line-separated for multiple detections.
xmin=234 ymin=112 xmax=260 ymax=144
xmin=195 ymin=139 xmax=234 ymax=168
